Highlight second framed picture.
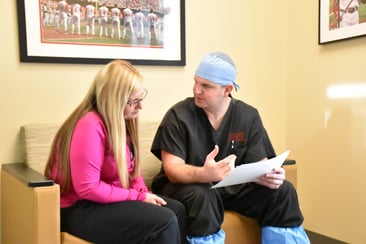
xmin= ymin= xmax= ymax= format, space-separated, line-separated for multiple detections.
xmin=319 ymin=0 xmax=366 ymax=44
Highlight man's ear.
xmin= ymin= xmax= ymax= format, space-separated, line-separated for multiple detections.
xmin=224 ymin=85 xmax=234 ymax=96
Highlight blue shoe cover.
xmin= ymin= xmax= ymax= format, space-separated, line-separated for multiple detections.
xmin=262 ymin=226 xmax=310 ymax=244
xmin=187 ymin=229 xmax=225 ymax=244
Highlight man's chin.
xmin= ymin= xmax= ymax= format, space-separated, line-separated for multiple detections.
xmin=194 ymin=98 xmax=205 ymax=108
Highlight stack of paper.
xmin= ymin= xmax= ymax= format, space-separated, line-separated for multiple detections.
xmin=211 ymin=150 xmax=290 ymax=188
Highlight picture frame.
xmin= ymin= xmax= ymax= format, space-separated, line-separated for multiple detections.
xmin=17 ymin=0 xmax=186 ymax=65
xmin=319 ymin=0 xmax=366 ymax=44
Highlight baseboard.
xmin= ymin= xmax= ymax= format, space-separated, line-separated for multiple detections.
xmin=306 ymin=230 xmax=349 ymax=244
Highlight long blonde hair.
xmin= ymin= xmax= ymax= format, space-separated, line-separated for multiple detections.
xmin=45 ymin=60 xmax=143 ymax=194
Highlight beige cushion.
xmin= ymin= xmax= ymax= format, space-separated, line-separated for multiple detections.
xmin=22 ymin=124 xmax=60 ymax=174
xmin=61 ymin=233 xmax=91 ymax=244
xmin=223 ymin=211 xmax=261 ymax=244
xmin=139 ymin=121 xmax=161 ymax=189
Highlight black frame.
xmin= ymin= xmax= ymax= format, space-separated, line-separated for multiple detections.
xmin=17 ymin=0 xmax=186 ymax=65
xmin=319 ymin=0 xmax=366 ymax=44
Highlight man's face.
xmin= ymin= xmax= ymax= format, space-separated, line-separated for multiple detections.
xmin=193 ymin=75 xmax=227 ymax=109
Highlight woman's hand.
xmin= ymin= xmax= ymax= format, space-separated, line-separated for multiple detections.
xmin=144 ymin=193 xmax=167 ymax=206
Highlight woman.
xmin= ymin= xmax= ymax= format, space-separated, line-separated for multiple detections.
xmin=44 ymin=60 xmax=186 ymax=244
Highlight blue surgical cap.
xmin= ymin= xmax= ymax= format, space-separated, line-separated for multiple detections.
xmin=195 ymin=52 xmax=240 ymax=91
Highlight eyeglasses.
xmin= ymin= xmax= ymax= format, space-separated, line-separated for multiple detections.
xmin=127 ymin=89 xmax=148 ymax=107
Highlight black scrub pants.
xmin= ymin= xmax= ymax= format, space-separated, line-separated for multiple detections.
xmin=154 ymin=180 xmax=304 ymax=237
xmin=61 ymin=196 xmax=186 ymax=244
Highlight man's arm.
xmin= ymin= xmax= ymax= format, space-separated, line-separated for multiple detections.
xmin=161 ymin=146 xmax=236 ymax=184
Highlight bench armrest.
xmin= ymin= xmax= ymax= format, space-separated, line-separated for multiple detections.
xmin=1 ymin=163 xmax=61 ymax=244
xmin=284 ymin=159 xmax=296 ymax=165
xmin=283 ymin=159 xmax=297 ymax=189
xmin=2 ymin=163 xmax=54 ymax=187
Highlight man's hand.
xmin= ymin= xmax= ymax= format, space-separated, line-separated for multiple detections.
xmin=257 ymin=167 xmax=286 ymax=189
xmin=201 ymin=145 xmax=236 ymax=182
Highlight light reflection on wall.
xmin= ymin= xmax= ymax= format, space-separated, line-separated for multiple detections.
xmin=324 ymin=83 xmax=366 ymax=149
xmin=326 ymin=83 xmax=366 ymax=99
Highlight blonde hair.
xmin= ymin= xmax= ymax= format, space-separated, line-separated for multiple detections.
xmin=45 ymin=60 xmax=143 ymax=194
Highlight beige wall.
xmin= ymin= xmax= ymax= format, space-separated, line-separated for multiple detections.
xmin=1 ymin=0 xmax=365 ymax=243
xmin=0 ymin=1 xmax=288 ymax=164
xmin=288 ymin=1 xmax=366 ymax=243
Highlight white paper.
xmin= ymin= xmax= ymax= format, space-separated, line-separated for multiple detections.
xmin=211 ymin=150 xmax=290 ymax=189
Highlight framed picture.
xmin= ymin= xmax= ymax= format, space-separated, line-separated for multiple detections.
xmin=319 ymin=0 xmax=366 ymax=44
xmin=17 ymin=0 xmax=186 ymax=65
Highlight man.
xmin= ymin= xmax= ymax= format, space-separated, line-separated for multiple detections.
xmin=151 ymin=52 xmax=310 ymax=243
xmin=85 ymin=4 xmax=95 ymax=36
xmin=135 ymin=9 xmax=145 ymax=40
xmin=147 ymin=9 xmax=158 ymax=41
xmin=110 ymin=5 xmax=121 ymax=39
xmin=122 ymin=6 xmax=135 ymax=40
xmin=56 ymin=0 xmax=69 ymax=34
xmin=42 ymin=2 xmax=50 ymax=27
xmin=71 ymin=3 xmax=81 ymax=35
xmin=339 ymin=0 xmax=360 ymax=27
xmin=99 ymin=4 xmax=109 ymax=37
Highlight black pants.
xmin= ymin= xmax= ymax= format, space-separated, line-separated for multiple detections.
xmin=153 ymin=180 xmax=304 ymax=237
xmin=61 ymin=196 xmax=186 ymax=244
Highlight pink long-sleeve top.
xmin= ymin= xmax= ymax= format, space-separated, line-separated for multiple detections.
xmin=51 ymin=111 xmax=148 ymax=208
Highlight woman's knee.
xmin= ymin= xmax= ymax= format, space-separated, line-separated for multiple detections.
xmin=143 ymin=209 xmax=181 ymax=244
